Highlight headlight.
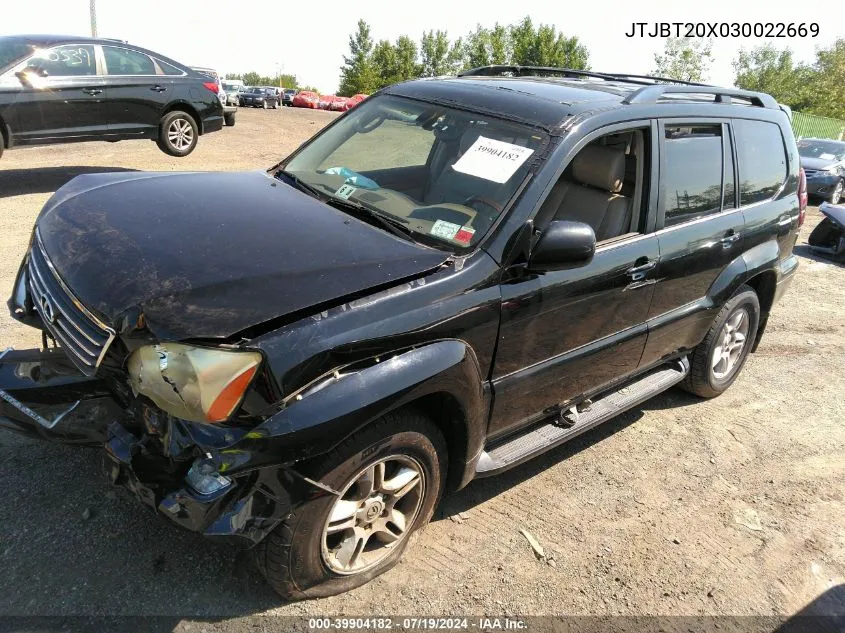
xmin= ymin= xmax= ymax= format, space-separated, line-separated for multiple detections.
xmin=127 ymin=343 xmax=262 ymax=423
xmin=825 ymin=166 xmax=840 ymax=175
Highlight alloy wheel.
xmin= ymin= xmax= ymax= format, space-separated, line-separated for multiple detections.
xmin=711 ymin=307 xmax=749 ymax=380
xmin=831 ymin=180 xmax=843 ymax=205
xmin=321 ymin=455 xmax=425 ymax=575
xmin=167 ymin=118 xmax=193 ymax=151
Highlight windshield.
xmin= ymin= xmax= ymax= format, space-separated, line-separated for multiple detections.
xmin=283 ymin=94 xmax=547 ymax=249
xmin=798 ymin=139 xmax=845 ymax=162
xmin=0 ymin=38 xmax=35 ymax=71
xmin=221 ymin=82 xmax=239 ymax=92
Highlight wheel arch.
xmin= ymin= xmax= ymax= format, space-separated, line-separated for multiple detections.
xmin=0 ymin=114 xmax=9 ymax=149
xmin=161 ymin=101 xmax=203 ymax=134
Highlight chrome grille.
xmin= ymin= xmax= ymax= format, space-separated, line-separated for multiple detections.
xmin=27 ymin=235 xmax=115 ymax=376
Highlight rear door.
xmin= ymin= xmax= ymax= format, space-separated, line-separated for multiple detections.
xmin=4 ymin=43 xmax=107 ymax=143
xmin=100 ymin=45 xmax=172 ymax=137
xmin=639 ymin=120 xmax=747 ymax=366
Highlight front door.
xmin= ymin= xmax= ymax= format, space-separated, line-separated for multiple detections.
xmin=5 ymin=44 xmax=107 ymax=143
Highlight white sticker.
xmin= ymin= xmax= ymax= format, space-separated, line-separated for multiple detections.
xmin=451 ymin=136 xmax=535 ymax=183
xmin=819 ymin=153 xmax=836 ymax=160
xmin=430 ymin=219 xmax=462 ymax=240
xmin=335 ymin=184 xmax=357 ymax=199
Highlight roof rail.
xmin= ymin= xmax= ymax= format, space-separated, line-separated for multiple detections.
xmin=603 ymin=72 xmax=711 ymax=87
xmin=622 ymin=84 xmax=777 ymax=108
xmin=457 ymin=65 xmax=654 ymax=85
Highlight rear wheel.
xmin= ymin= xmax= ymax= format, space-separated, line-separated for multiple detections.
xmin=156 ymin=111 xmax=198 ymax=157
xmin=263 ymin=100 xmax=269 ymax=110
xmin=682 ymin=285 xmax=760 ymax=398
xmin=224 ymin=112 xmax=236 ymax=127
xmin=254 ymin=409 xmax=447 ymax=601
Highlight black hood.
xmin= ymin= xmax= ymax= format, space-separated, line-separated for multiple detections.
xmin=35 ymin=171 xmax=448 ymax=340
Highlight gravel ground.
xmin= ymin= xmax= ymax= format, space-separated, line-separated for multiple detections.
xmin=0 ymin=108 xmax=843 ymax=627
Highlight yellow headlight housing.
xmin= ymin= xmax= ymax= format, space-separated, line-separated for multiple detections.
xmin=127 ymin=343 xmax=262 ymax=423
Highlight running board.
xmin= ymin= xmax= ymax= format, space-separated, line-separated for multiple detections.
xmin=475 ymin=357 xmax=689 ymax=477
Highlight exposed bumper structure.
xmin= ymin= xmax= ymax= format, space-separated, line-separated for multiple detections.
xmin=0 ymin=346 xmax=329 ymax=545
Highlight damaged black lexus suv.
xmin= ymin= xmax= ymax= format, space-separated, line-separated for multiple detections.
xmin=1 ymin=66 xmax=802 ymax=600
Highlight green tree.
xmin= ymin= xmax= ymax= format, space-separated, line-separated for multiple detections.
xmin=339 ymin=19 xmax=379 ymax=96
xmin=419 ymin=30 xmax=451 ymax=77
xmin=394 ymin=35 xmax=419 ymax=81
xmin=465 ymin=25 xmax=491 ymax=69
xmin=489 ymin=23 xmax=509 ymax=64
xmin=733 ymin=44 xmax=813 ymax=110
xmin=809 ymin=38 xmax=845 ymax=119
xmin=372 ymin=39 xmax=398 ymax=88
xmin=509 ymin=17 xmax=588 ymax=68
xmin=652 ymin=37 xmax=714 ymax=82
xmin=241 ymin=71 xmax=262 ymax=86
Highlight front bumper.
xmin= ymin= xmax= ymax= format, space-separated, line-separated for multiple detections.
xmin=806 ymin=174 xmax=840 ymax=197
xmin=1 ymin=346 xmax=330 ymax=545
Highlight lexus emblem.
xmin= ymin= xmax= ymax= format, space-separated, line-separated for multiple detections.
xmin=39 ymin=293 xmax=56 ymax=324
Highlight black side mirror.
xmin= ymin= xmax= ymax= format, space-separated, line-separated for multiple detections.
xmin=529 ymin=220 xmax=596 ymax=271
xmin=16 ymin=66 xmax=48 ymax=86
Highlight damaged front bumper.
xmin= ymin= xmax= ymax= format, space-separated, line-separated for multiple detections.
xmin=1 ymin=346 xmax=332 ymax=545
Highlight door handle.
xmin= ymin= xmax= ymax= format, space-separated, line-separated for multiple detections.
xmin=719 ymin=232 xmax=741 ymax=248
xmin=82 ymin=88 xmax=103 ymax=95
xmin=150 ymin=85 xmax=167 ymax=93
xmin=626 ymin=259 xmax=656 ymax=281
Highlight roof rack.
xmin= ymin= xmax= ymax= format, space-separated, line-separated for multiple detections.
xmin=622 ymin=84 xmax=777 ymax=109
xmin=457 ymin=65 xmax=777 ymax=109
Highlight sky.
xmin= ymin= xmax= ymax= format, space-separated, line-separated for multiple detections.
xmin=4 ymin=0 xmax=842 ymax=93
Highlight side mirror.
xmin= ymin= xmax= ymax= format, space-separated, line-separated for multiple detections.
xmin=529 ymin=220 xmax=596 ymax=271
xmin=16 ymin=66 xmax=48 ymax=86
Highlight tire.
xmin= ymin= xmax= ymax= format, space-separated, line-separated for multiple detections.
xmin=224 ymin=112 xmax=236 ymax=127
xmin=263 ymin=100 xmax=269 ymax=110
xmin=255 ymin=409 xmax=447 ymax=601
xmin=156 ymin=110 xmax=198 ymax=157
xmin=682 ymin=285 xmax=760 ymax=399
xmin=829 ymin=179 xmax=844 ymax=205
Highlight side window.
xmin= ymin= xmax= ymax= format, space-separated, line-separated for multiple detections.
xmin=733 ymin=119 xmax=787 ymax=206
xmin=662 ymin=125 xmax=724 ymax=227
xmin=723 ymin=126 xmax=736 ymax=209
xmin=156 ymin=59 xmax=183 ymax=76
xmin=103 ymin=46 xmax=156 ymax=75
xmin=28 ymin=45 xmax=96 ymax=77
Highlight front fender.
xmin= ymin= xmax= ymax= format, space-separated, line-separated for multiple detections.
xmin=213 ymin=340 xmax=489 ymax=478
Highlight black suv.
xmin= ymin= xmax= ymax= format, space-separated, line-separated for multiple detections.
xmin=0 ymin=35 xmax=224 ymax=157
xmin=0 ymin=66 xmax=802 ymax=600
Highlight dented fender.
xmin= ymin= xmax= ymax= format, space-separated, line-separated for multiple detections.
xmin=211 ymin=340 xmax=490 ymax=483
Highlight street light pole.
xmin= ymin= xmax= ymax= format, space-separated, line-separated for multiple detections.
xmin=89 ymin=0 xmax=98 ymax=37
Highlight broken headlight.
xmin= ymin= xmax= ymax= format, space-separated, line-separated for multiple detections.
xmin=127 ymin=343 xmax=262 ymax=423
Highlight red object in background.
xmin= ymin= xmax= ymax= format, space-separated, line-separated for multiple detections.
xmin=292 ymin=91 xmax=320 ymax=109
xmin=797 ymin=167 xmax=808 ymax=228
xmin=329 ymin=97 xmax=351 ymax=112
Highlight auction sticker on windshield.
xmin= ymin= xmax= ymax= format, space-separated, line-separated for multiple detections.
xmin=452 ymin=136 xmax=534 ymax=183
xmin=335 ymin=184 xmax=357 ymax=199
xmin=430 ymin=219 xmax=462 ymax=240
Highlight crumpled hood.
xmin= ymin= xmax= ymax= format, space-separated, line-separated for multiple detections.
xmin=35 ymin=171 xmax=448 ymax=340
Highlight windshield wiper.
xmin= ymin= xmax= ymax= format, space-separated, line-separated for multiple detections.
xmin=274 ymin=169 xmax=326 ymax=201
xmin=323 ymin=196 xmax=417 ymax=242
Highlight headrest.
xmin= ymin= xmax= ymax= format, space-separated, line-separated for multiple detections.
xmin=572 ymin=145 xmax=625 ymax=193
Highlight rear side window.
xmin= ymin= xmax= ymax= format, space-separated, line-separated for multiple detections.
xmin=103 ymin=46 xmax=156 ymax=75
xmin=156 ymin=59 xmax=184 ymax=75
xmin=662 ymin=125 xmax=725 ymax=227
xmin=733 ymin=119 xmax=787 ymax=205
xmin=28 ymin=45 xmax=96 ymax=76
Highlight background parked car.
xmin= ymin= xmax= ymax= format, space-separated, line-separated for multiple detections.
xmin=282 ymin=88 xmax=298 ymax=106
xmin=191 ymin=67 xmax=237 ymax=127
xmin=0 ymin=35 xmax=223 ymax=157
xmin=239 ymin=86 xmax=280 ymax=109
xmin=798 ymin=137 xmax=845 ymax=204
xmin=221 ymin=80 xmax=244 ymax=107
xmin=292 ymin=90 xmax=320 ymax=109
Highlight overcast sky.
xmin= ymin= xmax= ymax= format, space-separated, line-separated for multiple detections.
xmin=5 ymin=0 xmax=840 ymax=92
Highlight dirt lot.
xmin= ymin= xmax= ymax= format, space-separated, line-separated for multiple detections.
xmin=0 ymin=108 xmax=843 ymax=625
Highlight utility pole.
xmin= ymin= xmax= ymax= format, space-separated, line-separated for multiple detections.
xmin=89 ymin=0 xmax=98 ymax=37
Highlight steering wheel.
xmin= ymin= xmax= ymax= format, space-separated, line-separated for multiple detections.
xmin=463 ymin=196 xmax=503 ymax=214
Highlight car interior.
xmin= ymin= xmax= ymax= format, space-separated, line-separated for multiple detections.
xmin=534 ymin=129 xmax=647 ymax=243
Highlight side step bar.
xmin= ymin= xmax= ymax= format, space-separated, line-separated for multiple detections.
xmin=475 ymin=357 xmax=689 ymax=477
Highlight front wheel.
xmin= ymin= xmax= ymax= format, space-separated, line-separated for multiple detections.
xmin=829 ymin=179 xmax=843 ymax=205
xmin=255 ymin=409 xmax=447 ymax=601
xmin=156 ymin=111 xmax=198 ymax=157
xmin=682 ymin=285 xmax=760 ymax=398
